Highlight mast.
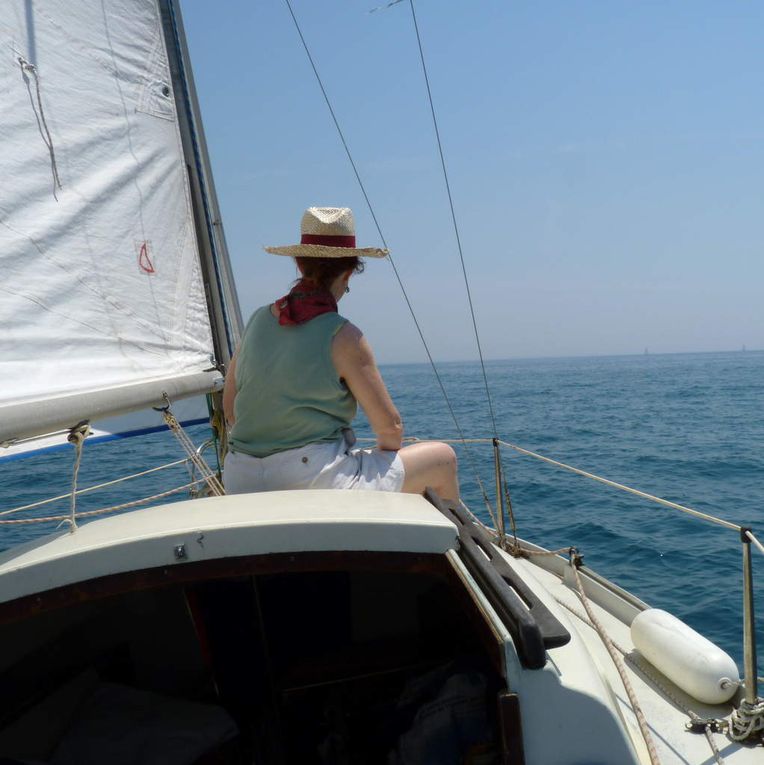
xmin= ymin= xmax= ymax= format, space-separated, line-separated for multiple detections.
xmin=157 ymin=0 xmax=243 ymax=462
xmin=157 ymin=0 xmax=243 ymax=367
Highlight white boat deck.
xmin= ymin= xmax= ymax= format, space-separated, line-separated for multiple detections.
xmin=0 ymin=492 xmax=757 ymax=764
xmin=507 ymin=547 xmax=756 ymax=765
xmin=0 ymin=491 xmax=458 ymax=604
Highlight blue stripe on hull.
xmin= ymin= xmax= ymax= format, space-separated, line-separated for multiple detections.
xmin=0 ymin=419 xmax=210 ymax=463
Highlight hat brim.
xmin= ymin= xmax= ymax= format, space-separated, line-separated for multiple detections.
xmin=264 ymin=243 xmax=388 ymax=259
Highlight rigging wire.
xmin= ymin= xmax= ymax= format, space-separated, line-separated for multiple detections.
xmin=407 ymin=0 xmax=518 ymax=539
xmin=408 ymin=0 xmax=500 ymax=443
xmin=0 ymin=458 xmax=191 ymax=517
xmin=283 ymin=0 xmax=496 ymax=522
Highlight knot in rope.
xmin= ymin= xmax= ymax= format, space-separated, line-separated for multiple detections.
xmin=65 ymin=421 xmax=91 ymax=532
xmin=67 ymin=421 xmax=90 ymax=447
xmin=729 ymin=698 xmax=764 ymax=742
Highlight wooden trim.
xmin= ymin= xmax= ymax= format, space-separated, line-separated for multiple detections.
xmin=0 ymin=551 xmax=447 ymax=625
xmin=498 ymin=691 xmax=526 ymax=764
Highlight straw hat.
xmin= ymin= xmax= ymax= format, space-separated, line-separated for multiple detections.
xmin=264 ymin=207 xmax=388 ymax=259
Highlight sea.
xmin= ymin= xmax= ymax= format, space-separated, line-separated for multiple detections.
xmin=2 ymin=350 xmax=763 ymax=675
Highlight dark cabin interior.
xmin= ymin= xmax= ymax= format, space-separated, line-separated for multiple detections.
xmin=0 ymin=553 xmax=508 ymax=764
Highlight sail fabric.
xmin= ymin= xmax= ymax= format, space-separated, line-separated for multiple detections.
xmin=0 ymin=0 xmax=216 ymax=439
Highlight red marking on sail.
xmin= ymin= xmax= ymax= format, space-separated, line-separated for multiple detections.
xmin=138 ymin=242 xmax=155 ymax=274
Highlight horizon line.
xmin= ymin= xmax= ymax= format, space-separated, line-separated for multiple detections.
xmin=378 ymin=347 xmax=763 ymax=367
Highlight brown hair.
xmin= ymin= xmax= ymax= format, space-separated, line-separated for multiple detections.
xmin=295 ymin=256 xmax=365 ymax=290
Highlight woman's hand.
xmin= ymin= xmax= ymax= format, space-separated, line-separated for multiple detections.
xmin=332 ymin=323 xmax=403 ymax=451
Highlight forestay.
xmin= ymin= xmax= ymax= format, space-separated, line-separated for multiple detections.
xmin=0 ymin=0 xmax=219 ymax=446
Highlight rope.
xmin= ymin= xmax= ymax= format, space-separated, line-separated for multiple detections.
xmin=18 ymin=56 xmax=63 ymax=200
xmin=0 ymin=479 xmax=208 ymax=526
xmin=569 ymin=557 xmax=662 ymax=765
xmin=729 ymin=699 xmax=764 ymax=742
xmin=408 ymin=0 xmax=500 ymax=444
xmin=516 ymin=545 xmax=574 ymax=558
xmin=408 ymin=0 xmax=516 ymax=537
xmin=0 ymin=459 xmax=190 ymax=517
xmin=282 ymin=0 xmax=496 ymax=523
xmin=556 ymin=598 xmax=727 ymax=765
xmin=502 ymin=451 xmax=519 ymax=550
xmin=497 ymin=439 xmax=742 ymax=532
xmin=360 ymin=434 xmax=747 ymax=533
xmin=1 ymin=407 xmax=221 ymax=527
xmin=704 ymin=724 xmax=727 ymax=765
xmin=65 ymin=422 xmax=90 ymax=532
xmin=160 ymin=406 xmax=224 ymax=496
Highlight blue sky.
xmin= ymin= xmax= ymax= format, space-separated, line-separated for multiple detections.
xmin=181 ymin=1 xmax=764 ymax=363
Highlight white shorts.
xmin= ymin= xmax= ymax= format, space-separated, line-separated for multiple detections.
xmin=223 ymin=435 xmax=405 ymax=495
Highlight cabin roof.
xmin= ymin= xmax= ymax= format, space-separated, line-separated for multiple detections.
xmin=0 ymin=491 xmax=458 ymax=604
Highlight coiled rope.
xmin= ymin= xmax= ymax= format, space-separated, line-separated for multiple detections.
xmin=729 ymin=699 xmax=764 ymax=742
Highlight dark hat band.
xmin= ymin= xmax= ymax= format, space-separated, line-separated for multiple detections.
xmin=300 ymin=233 xmax=356 ymax=247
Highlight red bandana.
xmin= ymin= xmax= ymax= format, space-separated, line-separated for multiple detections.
xmin=275 ymin=279 xmax=338 ymax=326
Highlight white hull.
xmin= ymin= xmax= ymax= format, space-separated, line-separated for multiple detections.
xmin=0 ymin=491 xmax=755 ymax=764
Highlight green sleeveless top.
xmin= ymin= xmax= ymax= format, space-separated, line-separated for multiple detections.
xmin=229 ymin=306 xmax=357 ymax=457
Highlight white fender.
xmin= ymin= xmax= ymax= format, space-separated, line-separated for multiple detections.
xmin=631 ymin=608 xmax=739 ymax=705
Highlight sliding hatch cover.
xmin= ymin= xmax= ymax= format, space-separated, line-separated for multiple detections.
xmin=427 ymin=492 xmax=570 ymax=669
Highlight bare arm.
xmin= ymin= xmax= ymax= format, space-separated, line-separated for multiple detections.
xmin=223 ymin=352 xmax=238 ymax=427
xmin=332 ymin=323 xmax=403 ymax=451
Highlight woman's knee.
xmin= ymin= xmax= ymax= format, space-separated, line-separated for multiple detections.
xmin=437 ymin=442 xmax=457 ymax=469
xmin=399 ymin=441 xmax=456 ymax=486
xmin=424 ymin=442 xmax=457 ymax=476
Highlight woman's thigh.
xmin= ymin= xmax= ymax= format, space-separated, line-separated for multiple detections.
xmin=397 ymin=441 xmax=458 ymax=498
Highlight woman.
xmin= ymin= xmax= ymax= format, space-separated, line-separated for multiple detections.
xmin=223 ymin=206 xmax=459 ymax=501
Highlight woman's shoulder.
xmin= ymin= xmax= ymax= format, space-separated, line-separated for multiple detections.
xmin=239 ymin=305 xmax=275 ymax=345
xmin=244 ymin=304 xmax=274 ymax=328
xmin=333 ymin=319 xmax=363 ymax=345
xmin=332 ymin=321 xmax=374 ymax=372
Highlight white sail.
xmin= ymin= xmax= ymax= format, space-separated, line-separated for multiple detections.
xmin=0 ymin=0 xmax=221 ymax=444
